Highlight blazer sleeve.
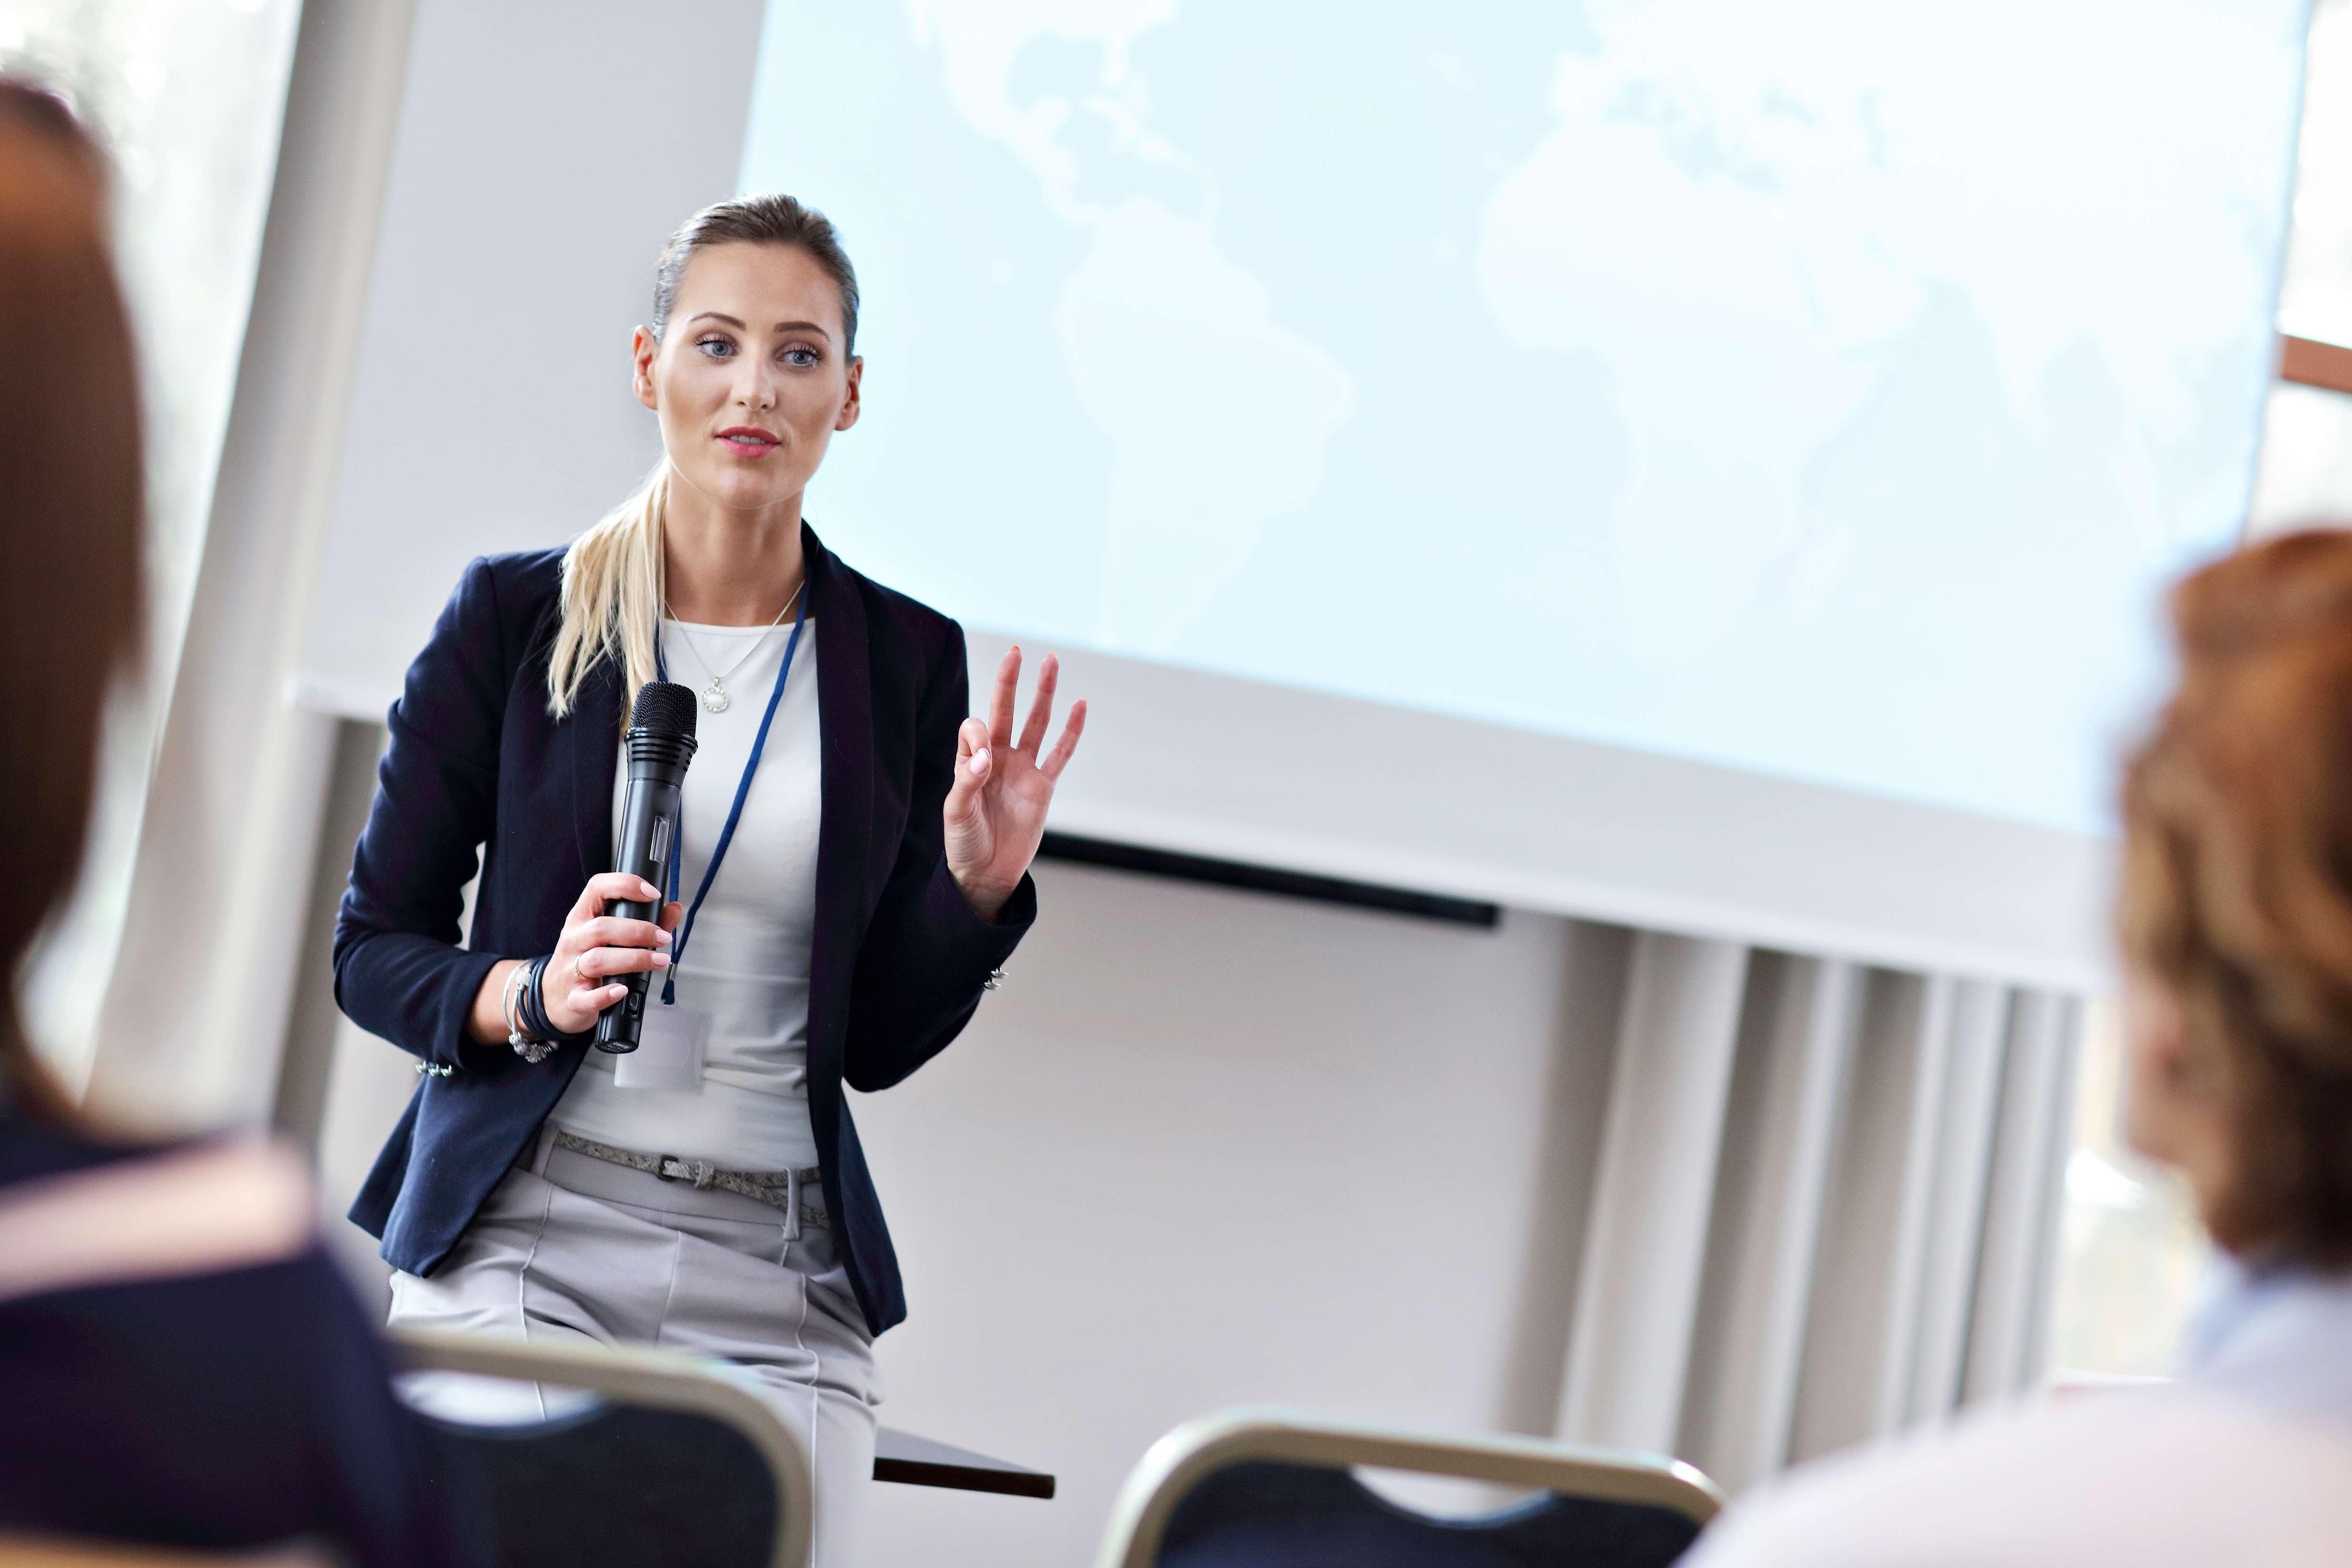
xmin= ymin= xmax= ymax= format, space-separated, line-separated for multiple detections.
xmin=331 ymin=557 xmax=513 ymax=1070
xmin=841 ymin=622 xmax=1035 ymax=1092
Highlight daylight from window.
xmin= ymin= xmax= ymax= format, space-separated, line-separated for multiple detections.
xmin=0 ymin=0 xmax=302 ymax=1089
xmin=2044 ymin=1000 xmax=2214 ymax=1377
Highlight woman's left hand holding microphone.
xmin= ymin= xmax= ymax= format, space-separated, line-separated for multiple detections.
xmin=944 ymin=647 xmax=1086 ymax=921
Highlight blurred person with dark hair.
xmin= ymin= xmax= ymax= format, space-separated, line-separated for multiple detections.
xmin=1686 ymin=527 xmax=2352 ymax=1568
xmin=0 ymin=82 xmax=461 ymax=1566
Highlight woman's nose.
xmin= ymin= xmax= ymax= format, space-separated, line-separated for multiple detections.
xmin=733 ymin=364 xmax=776 ymax=412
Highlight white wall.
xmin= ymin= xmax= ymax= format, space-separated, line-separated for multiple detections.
xmin=849 ymin=863 xmax=1624 ymax=1567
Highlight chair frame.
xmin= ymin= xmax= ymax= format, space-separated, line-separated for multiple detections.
xmin=1094 ymin=1407 xmax=1724 ymax=1568
xmin=0 ymin=1537 xmax=331 ymax=1567
xmin=387 ymin=1328 xmax=814 ymax=1568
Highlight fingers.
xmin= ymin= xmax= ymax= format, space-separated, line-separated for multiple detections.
xmin=573 ymin=944 xmax=670 ymax=981
xmin=1040 ymin=698 xmax=1088 ymax=780
xmin=575 ymin=872 xmax=661 ymax=921
xmin=550 ymin=906 xmax=673 ymax=1021
xmin=659 ymin=900 xmax=684 ymax=933
xmin=1016 ymin=653 xmax=1059 ymax=754
xmin=958 ymin=715 xmax=993 ymax=782
xmin=551 ymin=979 xmax=627 ymax=1033
xmin=945 ymin=716 xmax=991 ymax=820
xmin=577 ymin=915 xmax=672 ymax=952
xmin=988 ymin=645 xmax=1020 ymax=747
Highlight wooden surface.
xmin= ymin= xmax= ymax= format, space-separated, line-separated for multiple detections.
xmin=874 ymin=1428 xmax=1056 ymax=1499
xmin=2282 ymin=334 xmax=2352 ymax=396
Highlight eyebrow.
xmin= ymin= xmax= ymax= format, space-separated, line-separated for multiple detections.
xmin=685 ymin=311 xmax=833 ymax=341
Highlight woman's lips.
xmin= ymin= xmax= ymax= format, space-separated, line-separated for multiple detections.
xmin=717 ymin=427 xmax=779 ymax=456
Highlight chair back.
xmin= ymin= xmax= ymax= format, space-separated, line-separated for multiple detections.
xmin=0 ymin=1538 xmax=333 ymax=1568
xmin=388 ymin=1329 xmax=813 ymax=1568
xmin=1096 ymin=1408 xmax=1722 ymax=1568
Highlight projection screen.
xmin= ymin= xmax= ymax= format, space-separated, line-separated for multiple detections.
xmin=293 ymin=0 xmax=2314 ymax=988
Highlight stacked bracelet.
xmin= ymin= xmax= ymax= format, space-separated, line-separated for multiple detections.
xmin=505 ymin=955 xmax=576 ymax=1063
xmin=511 ymin=954 xmax=593 ymax=1061
xmin=506 ymin=956 xmax=556 ymax=1064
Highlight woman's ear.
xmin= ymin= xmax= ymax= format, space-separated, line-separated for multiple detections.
xmin=632 ymin=325 xmax=660 ymax=412
xmin=835 ymin=355 xmax=862 ymax=432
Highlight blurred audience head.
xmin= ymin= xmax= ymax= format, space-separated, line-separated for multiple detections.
xmin=2121 ymin=526 xmax=2352 ymax=1263
xmin=0 ymin=80 xmax=144 ymax=1123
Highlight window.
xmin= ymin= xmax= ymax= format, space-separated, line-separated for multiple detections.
xmin=2 ymin=0 xmax=303 ymax=1089
xmin=2044 ymin=1001 xmax=2212 ymax=1377
xmin=2253 ymin=0 xmax=2352 ymax=534
xmin=2280 ymin=0 xmax=2352 ymax=352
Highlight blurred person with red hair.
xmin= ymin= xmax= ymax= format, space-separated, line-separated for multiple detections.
xmin=1688 ymin=527 xmax=2352 ymax=1568
xmin=0 ymin=81 xmax=461 ymax=1566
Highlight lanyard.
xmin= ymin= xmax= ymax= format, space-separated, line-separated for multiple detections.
xmin=651 ymin=588 xmax=810 ymax=1005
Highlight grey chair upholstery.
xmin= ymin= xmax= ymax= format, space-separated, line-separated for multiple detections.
xmin=1096 ymin=1408 xmax=1722 ymax=1568
xmin=387 ymin=1330 xmax=814 ymax=1568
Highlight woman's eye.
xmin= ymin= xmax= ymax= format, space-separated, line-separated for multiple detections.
xmin=783 ymin=346 xmax=820 ymax=368
xmin=696 ymin=336 xmax=735 ymax=358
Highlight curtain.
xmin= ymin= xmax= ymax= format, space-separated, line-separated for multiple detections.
xmin=1552 ymin=931 xmax=2081 ymax=1494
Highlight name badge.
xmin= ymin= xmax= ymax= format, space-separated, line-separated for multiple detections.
xmin=613 ymin=1003 xmax=710 ymax=1091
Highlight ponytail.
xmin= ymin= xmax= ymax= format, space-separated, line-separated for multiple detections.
xmin=546 ymin=462 xmax=668 ymax=720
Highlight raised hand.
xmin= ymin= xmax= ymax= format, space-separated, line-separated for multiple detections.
xmin=943 ymin=647 xmax=1086 ymax=921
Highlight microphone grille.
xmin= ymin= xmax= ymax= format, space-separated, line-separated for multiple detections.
xmin=629 ymin=681 xmax=700 ymax=740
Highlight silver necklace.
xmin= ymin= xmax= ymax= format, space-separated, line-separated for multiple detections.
xmin=663 ymin=583 xmax=803 ymax=713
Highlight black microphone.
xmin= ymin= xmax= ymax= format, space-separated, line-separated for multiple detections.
xmin=594 ymin=681 xmax=699 ymax=1053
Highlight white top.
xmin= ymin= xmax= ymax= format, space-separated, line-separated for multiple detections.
xmin=552 ymin=616 xmax=824 ymax=1171
xmin=1684 ymin=1266 xmax=2352 ymax=1568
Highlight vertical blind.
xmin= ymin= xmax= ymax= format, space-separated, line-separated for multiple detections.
xmin=1554 ymin=932 xmax=2081 ymax=1494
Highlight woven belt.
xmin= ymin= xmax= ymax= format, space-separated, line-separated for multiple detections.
xmin=549 ymin=1131 xmax=825 ymax=1227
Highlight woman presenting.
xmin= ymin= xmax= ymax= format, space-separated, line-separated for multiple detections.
xmin=334 ymin=194 xmax=1084 ymax=1566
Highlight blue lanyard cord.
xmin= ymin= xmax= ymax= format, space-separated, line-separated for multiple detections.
xmin=650 ymin=590 xmax=809 ymax=1005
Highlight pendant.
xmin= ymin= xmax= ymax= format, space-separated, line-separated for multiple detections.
xmin=701 ymin=677 xmax=730 ymax=714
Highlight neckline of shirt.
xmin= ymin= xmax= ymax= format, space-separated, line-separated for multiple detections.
xmin=661 ymin=615 xmax=817 ymax=637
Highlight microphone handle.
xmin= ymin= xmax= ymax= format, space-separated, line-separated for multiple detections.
xmin=594 ymin=771 xmax=683 ymax=1053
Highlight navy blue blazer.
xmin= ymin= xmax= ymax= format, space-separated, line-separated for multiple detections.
xmin=0 ymin=1113 xmax=464 ymax=1565
xmin=334 ymin=526 xmax=1033 ymax=1336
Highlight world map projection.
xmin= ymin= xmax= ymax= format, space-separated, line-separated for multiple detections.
xmin=742 ymin=0 xmax=2308 ymax=833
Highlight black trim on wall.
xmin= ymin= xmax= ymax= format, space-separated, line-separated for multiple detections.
xmin=1036 ymin=832 xmax=1502 ymax=928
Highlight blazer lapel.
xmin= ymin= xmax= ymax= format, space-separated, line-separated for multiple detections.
xmin=808 ymin=525 xmax=874 ymax=1056
xmin=571 ymin=658 xmax=621 ymax=880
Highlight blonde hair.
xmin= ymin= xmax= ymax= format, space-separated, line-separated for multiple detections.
xmin=544 ymin=192 xmax=859 ymax=719
xmin=545 ymin=462 xmax=670 ymax=720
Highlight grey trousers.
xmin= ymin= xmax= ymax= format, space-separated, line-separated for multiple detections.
xmin=387 ymin=1124 xmax=880 ymax=1568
